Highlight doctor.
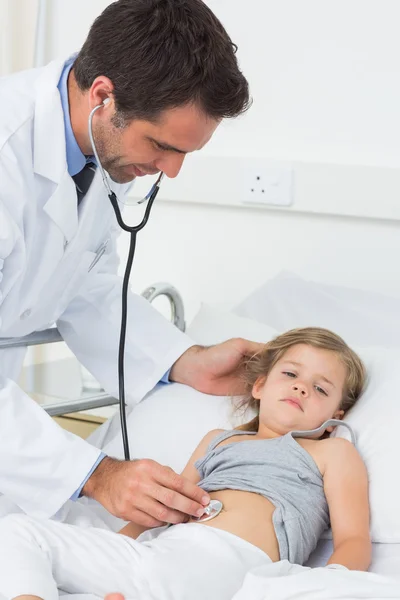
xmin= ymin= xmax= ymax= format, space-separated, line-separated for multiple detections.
xmin=0 ymin=0 xmax=259 ymax=528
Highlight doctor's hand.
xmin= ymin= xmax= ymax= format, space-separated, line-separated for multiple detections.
xmin=82 ymin=456 xmax=210 ymax=527
xmin=170 ymin=338 xmax=264 ymax=396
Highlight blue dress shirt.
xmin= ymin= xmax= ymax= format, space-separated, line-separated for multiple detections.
xmin=57 ymin=58 xmax=171 ymax=500
xmin=57 ymin=56 xmax=96 ymax=177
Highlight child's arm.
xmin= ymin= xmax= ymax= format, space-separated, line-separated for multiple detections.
xmin=118 ymin=429 xmax=224 ymax=539
xmin=322 ymin=438 xmax=371 ymax=571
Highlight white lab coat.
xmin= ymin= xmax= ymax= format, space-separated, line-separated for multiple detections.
xmin=0 ymin=59 xmax=193 ymax=518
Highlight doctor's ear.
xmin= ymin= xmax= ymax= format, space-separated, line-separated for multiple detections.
xmin=89 ymin=76 xmax=115 ymax=111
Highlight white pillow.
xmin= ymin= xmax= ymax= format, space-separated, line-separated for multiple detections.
xmin=333 ymin=345 xmax=400 ymax=543
xmin=100 ymin=306 xmax=276 ymax=472
xmin=234 ymin=270 xmax=400 ymax=348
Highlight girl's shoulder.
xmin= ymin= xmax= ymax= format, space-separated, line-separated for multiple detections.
xmin=200 ymin=428 xmax=228 ymax=451
xmin=297 ymin=436 xmax=359 ymax=476
xmin=317 ymin=436 xmax=357 ymax=455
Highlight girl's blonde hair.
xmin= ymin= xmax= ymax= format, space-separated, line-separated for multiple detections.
xmin=235 ymin=327 xmax=366 ymax=432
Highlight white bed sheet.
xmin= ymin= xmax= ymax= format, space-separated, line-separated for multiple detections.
xmin=59 ymin=540 xmax=400 ymax=600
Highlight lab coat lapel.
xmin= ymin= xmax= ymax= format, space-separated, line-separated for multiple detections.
xmin=33 ymin=59 xmax=78 ymax=244
xmin=43 ymin=171 xmax=79 ymax=244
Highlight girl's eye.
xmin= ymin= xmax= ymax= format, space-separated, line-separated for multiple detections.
xmin=283 ymin=371 xmax=296 ymax=378
xmin=315 ymin=385 xmax=328 ymax=396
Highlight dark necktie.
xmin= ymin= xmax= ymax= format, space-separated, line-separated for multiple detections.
xmin=73 ymin=161 xmax=97 ymax=205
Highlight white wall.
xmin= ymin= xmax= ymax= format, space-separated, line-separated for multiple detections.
xmin=45 ymin=0 xmax=400 ymax=323
xmin=0 ymin=0 xmax=39 ymax=75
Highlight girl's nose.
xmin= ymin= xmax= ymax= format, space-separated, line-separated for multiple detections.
xmin=292 ymin=383 xmax=307 ymax=396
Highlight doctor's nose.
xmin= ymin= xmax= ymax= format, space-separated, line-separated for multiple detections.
xmin=156 ymin=153 xmax=186 ymax=179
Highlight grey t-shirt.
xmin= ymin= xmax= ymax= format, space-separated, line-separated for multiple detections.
xmin=195 ymin=429 xmax=332 ymax=565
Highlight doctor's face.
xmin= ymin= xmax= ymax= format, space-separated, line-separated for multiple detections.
xmin=91 ymin=103 xmax=219 ymax=184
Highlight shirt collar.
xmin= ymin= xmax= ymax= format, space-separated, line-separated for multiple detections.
xmin=57 ymin=56 xmax=95 ymax=177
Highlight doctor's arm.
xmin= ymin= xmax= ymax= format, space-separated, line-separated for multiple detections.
xmin=323 ymin=438 xmax=371 ymax=571
xmin=56 ymin=247 xmax=195 ymax=408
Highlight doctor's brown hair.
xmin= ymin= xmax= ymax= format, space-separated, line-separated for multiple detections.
xmin=73 ymin=0 xmax=250 ymax=124
xmin=235 ymin=327 xmax=366 ymax=433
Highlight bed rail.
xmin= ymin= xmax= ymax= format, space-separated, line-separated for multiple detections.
xmin=0 ymin=282 xmax=185 ymax=416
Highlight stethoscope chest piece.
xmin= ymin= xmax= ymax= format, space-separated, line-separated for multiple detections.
xmin=193 ymin=499 xmax=224 ymax=522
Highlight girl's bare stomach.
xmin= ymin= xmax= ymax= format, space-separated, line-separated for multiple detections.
xmin=188 ymin=489 xmax=280 ymax=561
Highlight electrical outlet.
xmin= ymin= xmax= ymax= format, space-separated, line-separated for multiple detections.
xmin=241 ymin=160 xmax=294 ymax=207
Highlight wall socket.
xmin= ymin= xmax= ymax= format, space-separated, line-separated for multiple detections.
xmin=241 ymin=160 xmax=294 ymax=207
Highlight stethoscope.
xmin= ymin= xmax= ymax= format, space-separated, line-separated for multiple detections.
xmin=89 ymin=99 xmax=164 ymax=461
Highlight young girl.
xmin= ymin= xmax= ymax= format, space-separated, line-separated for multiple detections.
xmin=0 ymin=327 xmax=371 ymax=600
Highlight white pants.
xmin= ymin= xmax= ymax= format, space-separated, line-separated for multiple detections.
xmin=0 ymin=514 xmax=271 ymax=600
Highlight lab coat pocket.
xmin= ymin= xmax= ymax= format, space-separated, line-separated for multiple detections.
xmin=55 ymin=250 xmax=98 ymax=315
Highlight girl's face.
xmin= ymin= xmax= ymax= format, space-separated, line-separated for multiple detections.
xmin=252 ymin=344 xmax=347 ymax=437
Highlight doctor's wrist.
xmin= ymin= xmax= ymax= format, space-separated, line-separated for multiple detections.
xmin=81 ymin=456 xmax=117 ymax=500
xmin=169 ymin=345 xmax=205 ymax=386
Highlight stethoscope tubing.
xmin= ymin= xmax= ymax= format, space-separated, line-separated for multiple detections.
xmin=88 ymin=103 xmax=163 ymax=460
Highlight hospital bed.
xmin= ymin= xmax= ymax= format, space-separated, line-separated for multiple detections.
xmin=2 ymin=271 xmax=400 ymax=598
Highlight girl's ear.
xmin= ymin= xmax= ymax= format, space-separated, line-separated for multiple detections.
xmin=252 ymin=376 xmax=266 ymax=400
xmin=326 ymin=409 xmax=345 ymax=432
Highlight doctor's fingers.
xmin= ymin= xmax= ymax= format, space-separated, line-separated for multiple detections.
xmin=130 ymin=460 xmax=210 ymax=513
xmin=112 ymin=491 xmax=197 ymax=526
xmin=127 ymin=496 xmax=191 ymax=526
xmin=120 ymin=506 xmax=165 ymax=528
xmin=130 ymin=482 xmax=209 ymax=522
xmin=150 ymin=464 xmax=211 ymax=514
xmin=112 ymin=460 xmax=209 ymax=522
xmin=138 ymin=481 xmax=210 ymax=522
